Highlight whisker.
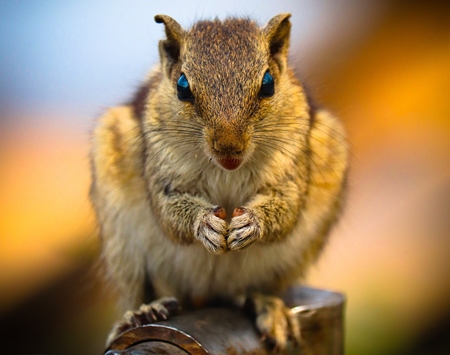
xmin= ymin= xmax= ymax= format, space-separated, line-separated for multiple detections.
xmin=255 ymin=144 xmax=287 ymax=176
xmin=254 ymin=134 xmax=337 ymax=183
xmin=144 ymin=138 xmax=202 ymax=170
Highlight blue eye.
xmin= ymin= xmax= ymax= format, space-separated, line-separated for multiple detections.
xmin=260 ymin=71 xmax=274 ymax=98
xmin=177 ymin=73 xmax=194 ymax=102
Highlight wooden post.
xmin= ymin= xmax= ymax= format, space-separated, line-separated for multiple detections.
xmin=105 ymin=286 xmax=345 ymax=355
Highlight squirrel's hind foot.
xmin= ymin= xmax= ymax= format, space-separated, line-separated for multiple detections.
xmin=106 ymin=296 xmax=180 ymax=346
xmin=245 ymin=294 xmax=301 ymax=353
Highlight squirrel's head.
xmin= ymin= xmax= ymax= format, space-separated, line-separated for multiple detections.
xmin=154 ymin=13 xmax=293 ymax=171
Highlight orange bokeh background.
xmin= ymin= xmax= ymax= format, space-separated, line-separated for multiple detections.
xmin=1 ymin=1 xmax=449 ymax=354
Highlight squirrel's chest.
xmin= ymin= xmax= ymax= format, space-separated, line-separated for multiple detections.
xmin=200 ymin=167 xmax=258 ymax=218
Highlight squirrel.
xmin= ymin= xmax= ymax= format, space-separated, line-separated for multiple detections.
xmin=90 ymin=13 xmax=348 ymax=351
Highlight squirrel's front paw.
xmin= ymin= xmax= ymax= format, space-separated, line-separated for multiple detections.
xmin=194 ymin=206 xmax=228 ymax=254
xmin=106 ymin=297 xmax=180 ymax=346
xmin=227 ymin=207 xmax=263 ymax=251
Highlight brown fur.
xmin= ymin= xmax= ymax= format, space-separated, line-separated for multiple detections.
xmin=91 ymin=13 xmax=348 ymax=350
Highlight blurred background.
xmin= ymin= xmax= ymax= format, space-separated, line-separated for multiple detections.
xmin=1 ymin=0 xmax=449 ymax=354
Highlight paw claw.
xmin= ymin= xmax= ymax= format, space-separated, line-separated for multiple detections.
xmin=106 ymin=297 xmax=180 ymax=346
xmin=227 ymin=208 xmax=262 ymax=251
xmin=194 ymin=207 xmax=228 ymax=254
xmin=247 ymin=295 xmax=300 ymax=352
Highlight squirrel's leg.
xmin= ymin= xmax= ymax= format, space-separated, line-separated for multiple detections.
xmin=154 ymin=188 xmax=229 ymax=254
xmin=227 ymin=184 xmax=302 ymax=251
xmin=244 ymin=294 xmax=301 ymax=352
xmin=106 ymin=296 xmax=180 ymax=346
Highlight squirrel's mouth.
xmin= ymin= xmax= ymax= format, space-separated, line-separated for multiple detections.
xmin=218 ymin=157 xmax=242 ymax=170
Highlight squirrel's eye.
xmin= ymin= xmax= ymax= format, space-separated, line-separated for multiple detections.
xmin=177 ymin=73 xmax=194 ymax=102
xmin=259 ymin=71 xmax=275 ymax=98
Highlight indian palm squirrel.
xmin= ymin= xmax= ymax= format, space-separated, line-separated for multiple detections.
xmin=90 ymin=13 xmax=348 ymax=351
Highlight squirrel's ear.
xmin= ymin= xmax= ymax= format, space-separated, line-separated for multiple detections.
xmin=155 ymin=14 xmax=185 ymax=74
xmin=263 ymin=13 xmax=291 ymax=70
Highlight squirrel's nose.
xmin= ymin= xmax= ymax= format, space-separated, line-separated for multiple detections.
xmin=212 ymin=140 xmax=244 ymax=156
